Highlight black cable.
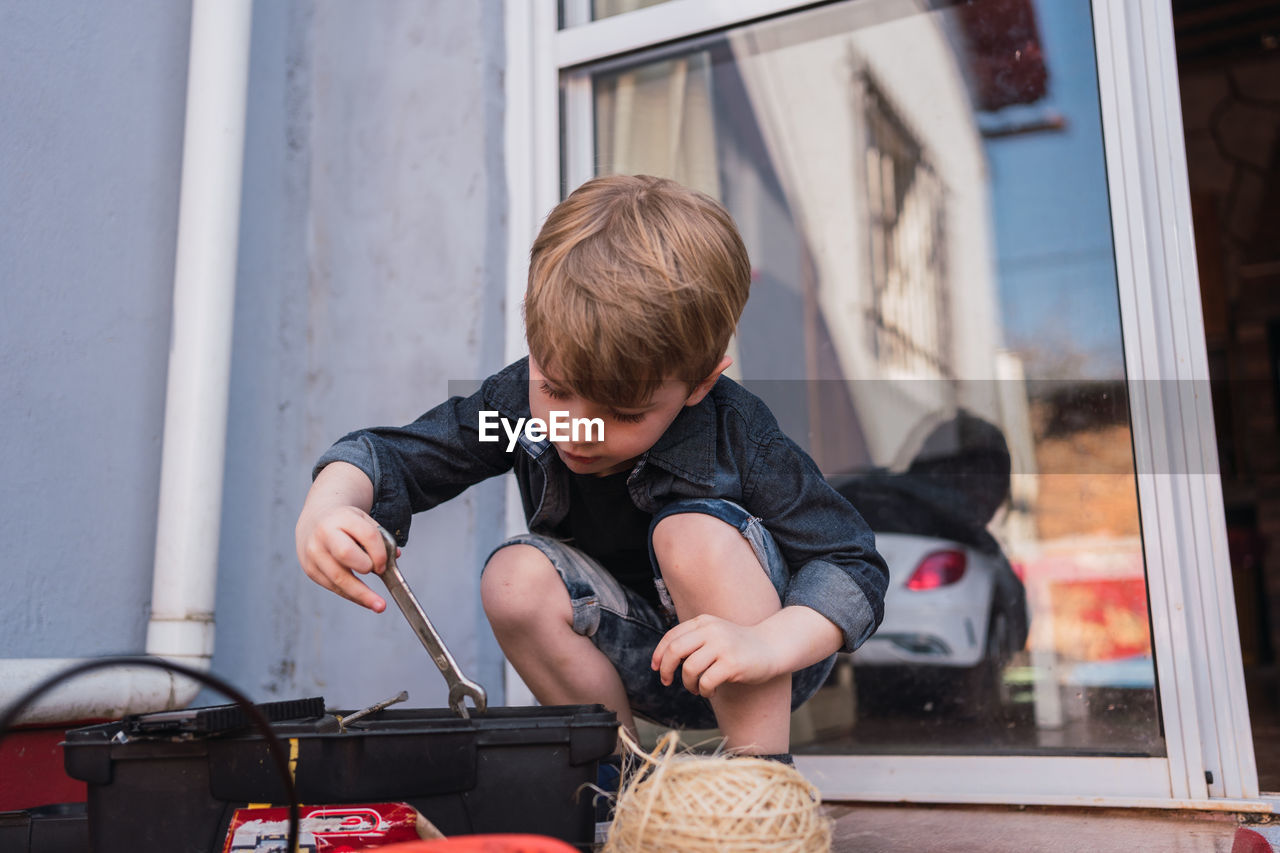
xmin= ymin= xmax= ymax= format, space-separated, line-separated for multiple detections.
xmin=0 ymin=656 xmax=300 ymax=852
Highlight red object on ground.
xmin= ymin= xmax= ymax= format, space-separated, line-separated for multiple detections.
xmin=1232 ymin=826 xmax=1279 ymax=853
xmin=377 ymin=838 xmax=578 ymax=853
xmin=0 ymin=724 xmax=95 ymax=810
xmin=222 ymin=803 xmax=431 ymax=851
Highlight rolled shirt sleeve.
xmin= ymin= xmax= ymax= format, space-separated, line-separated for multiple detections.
xmin=745 ymin=433 xmax=889 ymax=652
xmin=313 ymin=375 xmax=516 ymax=546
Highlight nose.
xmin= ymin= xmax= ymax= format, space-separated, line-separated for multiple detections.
xmin=565 ymin=423 xmax=602 ymax=450
xmin=539 ymin=404 xmax=603 ymax=450
xmin=560 ymin=414 xmax=604 ymax=448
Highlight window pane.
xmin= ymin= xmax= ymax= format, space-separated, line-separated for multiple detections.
xmin=583 ymin=0 xmax=1163 ymax=757
xmin=560 ymin=0 xmax=673 ymax=28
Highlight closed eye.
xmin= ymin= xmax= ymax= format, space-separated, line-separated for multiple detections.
xmin=611 ymin=410 xmax=646 ymax=424
xmin=540 ymin=381 xmax=570 ymax=400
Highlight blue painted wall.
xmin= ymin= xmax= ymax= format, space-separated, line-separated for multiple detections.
xmin=1 ymin=1 xmax=510 ymax=710
xmin=1 ymin=1 xmax=190 ymax=657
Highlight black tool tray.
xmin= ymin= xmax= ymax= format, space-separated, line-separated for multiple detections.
xmin=63 ymin=704 xmax=618 ymax=852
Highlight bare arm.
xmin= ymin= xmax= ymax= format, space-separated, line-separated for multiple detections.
xmin=757 ymin=605 xmax=845 ymax=673
xmin=651 ymin=605 xmax=844 ymax=698
xmin=295 ymin=461 xmax=390 ymax=612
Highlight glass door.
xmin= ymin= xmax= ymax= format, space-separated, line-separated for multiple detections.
xmin=515 ymin=0 xmax=1259 ymax=806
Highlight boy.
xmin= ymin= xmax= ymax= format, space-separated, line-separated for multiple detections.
xmin=295 ymin=174 xmax=887 ymax=758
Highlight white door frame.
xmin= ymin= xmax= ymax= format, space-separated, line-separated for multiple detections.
xmin=503 ymin=0 xmax=1264 ymax=810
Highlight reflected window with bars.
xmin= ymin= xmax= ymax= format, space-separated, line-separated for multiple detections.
xmin=863 ymin=78 xmax=952 ymax=379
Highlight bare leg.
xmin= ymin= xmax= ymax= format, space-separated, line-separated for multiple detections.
xmin=651 ymin=513 xmax=791 ymax=754
xmin=481 ymin=544 xmax=637 ymax=737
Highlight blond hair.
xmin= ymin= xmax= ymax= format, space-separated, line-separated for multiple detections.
xmin=524 ymin=175 xmax=751 ymax=408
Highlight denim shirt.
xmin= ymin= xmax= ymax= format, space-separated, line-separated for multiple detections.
xmin=315 ymin=357 xmax=888 ymax=652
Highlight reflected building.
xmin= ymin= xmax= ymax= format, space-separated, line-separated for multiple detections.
xmin=581 ymin=0 xmax=1158 ymax=757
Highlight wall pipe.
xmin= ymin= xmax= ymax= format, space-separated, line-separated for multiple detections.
xmin=1 ymin=0 xmax=254 ymax=725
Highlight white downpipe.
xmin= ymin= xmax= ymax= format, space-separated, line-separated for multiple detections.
xmin=145 ymin=0 xmax=253 ymax=668
xmin=1 ymin=0 xmax=254 ymax=726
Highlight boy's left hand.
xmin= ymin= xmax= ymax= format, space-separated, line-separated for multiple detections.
xmin=650 ymin=614 xmax=785 ymax=698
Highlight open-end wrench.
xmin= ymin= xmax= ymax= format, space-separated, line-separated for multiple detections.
xmin=337 ymin=689 xmax=409 ymax=732
xmin=375 ymin=526 xmax=487 ymax=719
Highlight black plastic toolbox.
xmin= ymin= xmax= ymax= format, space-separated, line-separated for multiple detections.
xmin=62 ymin=704 xmax=617 ymax=852
xmin=0 ymin=803 xmax=88 ymax=853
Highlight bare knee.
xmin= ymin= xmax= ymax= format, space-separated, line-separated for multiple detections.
xmin=651 ymin=513 xmax=753 ymax=586
xmin=652 ymin=513 xmax=779 ymax=619
xmin=481 ymin=544 xmax=571 ymax=633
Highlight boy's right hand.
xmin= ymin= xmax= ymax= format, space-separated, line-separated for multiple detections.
xmin=295 ymin=462 xmax=389 ymax=613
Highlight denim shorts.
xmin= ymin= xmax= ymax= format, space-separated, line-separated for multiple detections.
xmin=485 ymin=497 xmax=838 ymax=729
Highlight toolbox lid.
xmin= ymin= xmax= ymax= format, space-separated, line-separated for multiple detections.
xmin=63 ymin=703 xmax=619 ymax=803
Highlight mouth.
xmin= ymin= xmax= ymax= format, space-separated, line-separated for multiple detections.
xmin=558 ymin=448 xmax=598 ymax=465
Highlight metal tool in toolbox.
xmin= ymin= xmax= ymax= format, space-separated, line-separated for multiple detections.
xmin=375 ymin=526 xmax=487 ymax=718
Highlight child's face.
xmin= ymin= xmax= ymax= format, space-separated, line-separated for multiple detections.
xmin=528 ymin=356 xmax=725 ymax=477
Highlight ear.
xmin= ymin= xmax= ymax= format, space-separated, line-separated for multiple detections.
xmin=683 ymin=355 xmax=732 ymax=407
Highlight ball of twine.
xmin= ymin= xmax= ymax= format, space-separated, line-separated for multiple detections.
xmin=602 ymin=730 xmax=832 ymax=853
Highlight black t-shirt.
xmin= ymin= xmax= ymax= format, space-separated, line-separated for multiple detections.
xmin=564 ymin=468 xmax=660 ymax=610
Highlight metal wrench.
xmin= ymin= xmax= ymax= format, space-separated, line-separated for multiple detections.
xmin=338 ymin=689 xmax=409 ymax=731
xmin=375 ymin=526 xmax=487 ymax=719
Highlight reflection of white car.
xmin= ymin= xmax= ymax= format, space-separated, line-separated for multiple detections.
xmin=830 ymin=411 xmax=1029 ymax=714
xmin=849 ymin=532 xmax=1028 ymax=712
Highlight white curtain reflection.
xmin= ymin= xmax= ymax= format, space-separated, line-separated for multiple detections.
xmin=595 ymin=54 xmax=721 ymax=200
